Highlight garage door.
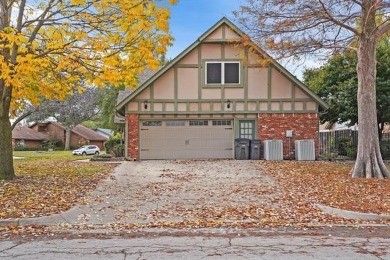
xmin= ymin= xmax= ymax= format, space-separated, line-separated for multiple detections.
xmin=140 ymin=119 xmax=233 ymax=160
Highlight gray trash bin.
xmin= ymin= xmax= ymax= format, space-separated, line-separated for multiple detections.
xmin=234 ymin=138 xmax=250 ymax=160
xmin=250 ymin=139 xmax=261 ymax=160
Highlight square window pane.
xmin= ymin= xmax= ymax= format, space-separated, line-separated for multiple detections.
xmin=142 ymin=121 xmax=162 ymax=126
xmin=206 ymin=63 xmax=222 ymax=84
xmin=224 ymin=63 xmax=239 ymax=84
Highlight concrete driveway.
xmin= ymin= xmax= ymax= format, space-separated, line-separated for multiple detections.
xmin=61 ymin=160 xmax=281 ymax=225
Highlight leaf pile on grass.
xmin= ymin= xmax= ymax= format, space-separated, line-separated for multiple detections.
xmin=0 ymin=160 xmax=117 ymax=219
xmin=259 ymin=161 xmax=390 ymax=216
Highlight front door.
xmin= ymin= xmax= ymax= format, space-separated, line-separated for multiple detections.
xmin=239 ymin=120 xmax=255 ymax=139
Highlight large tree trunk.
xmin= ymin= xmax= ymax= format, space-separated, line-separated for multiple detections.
xmin=64 ymin=127 xmax=71 ymax=150
xmin=352 ymin=1 xmax=390 ymax=178
xmin=0 ymin=116 xmax=15 ymax=180
xmin=0 ymin=79 xmax=15 ymax=180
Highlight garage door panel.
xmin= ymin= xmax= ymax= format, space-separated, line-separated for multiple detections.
xmin=140 ymin=120 xmax=233 ymax=160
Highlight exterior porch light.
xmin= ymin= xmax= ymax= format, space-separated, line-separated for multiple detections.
xmin=144 ymin=100 xmax=148 ymax=109
xmin=227 ymin=99 xmax=231 ymax=109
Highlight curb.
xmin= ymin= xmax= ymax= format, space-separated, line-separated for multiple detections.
xmin=316 ymin=204 xmax=390 ymax=221
xmin=0 ymin=205 xmax=91 ymax=227
xmin=0 ymin=213 xmax=68 ymax=227
xmin=2 ymin=204 xmax=390 ymax=227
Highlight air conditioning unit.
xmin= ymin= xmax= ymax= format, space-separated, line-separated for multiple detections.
xmin=263 ymin=140 xmax=283 ymax=161
xmin=295 ymin=139 xmax=315 ymax=161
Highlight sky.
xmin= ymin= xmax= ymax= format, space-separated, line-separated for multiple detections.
xmin=166 ymin=0 xmax=242 ymax=59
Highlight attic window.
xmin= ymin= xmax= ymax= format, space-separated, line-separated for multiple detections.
xmin=206 ymin=61 xmax=240 ymax=85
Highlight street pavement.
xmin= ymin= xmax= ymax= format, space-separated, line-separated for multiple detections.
xmin=1 ymin=231 xmax=390 ymax=259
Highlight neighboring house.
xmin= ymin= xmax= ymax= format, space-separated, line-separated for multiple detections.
xmin=21 ymin=122 xmax=107 ymax=150
xmin=70 ymin=124 xmax=108 ymax=149
xmin=319 ymin=122 xmax=358 ymax=132
xmin=92 ymin=128 xmax=114 ymax=139
xmin=116 ymin=17 xmax=328 ymax=160
xmin=383 ymin=123 xmax=390 ymax=134
xmin=12 ymin=126 xmax=48 ymax=149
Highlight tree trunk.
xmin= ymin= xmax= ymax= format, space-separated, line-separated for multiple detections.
xmin=0 ymin=112 xmax=15 ymax=180
xmin=352 ymin=1 xmax=390 ymax=178
xmin=0 ymin=69 xmax=15 ymax=180
xmin=64 ymin=127 xmax=71 ymax=150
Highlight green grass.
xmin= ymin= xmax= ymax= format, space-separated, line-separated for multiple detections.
xmin=13 ymin=150 xmax=97 ymax=161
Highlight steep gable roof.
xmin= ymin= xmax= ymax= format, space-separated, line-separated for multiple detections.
xmin=117 ymin=89 xmax=133 ymax=105
xmin=116 ymin=17 xmax=328 ymax=113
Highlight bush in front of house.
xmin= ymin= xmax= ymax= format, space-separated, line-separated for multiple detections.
xmin=104 ymin=133 xmax=124 ymax=157
xmin=335 ymin=137 xmax=357 ymax=159
xmin=380 ymin=140 xmax=390 ymax=160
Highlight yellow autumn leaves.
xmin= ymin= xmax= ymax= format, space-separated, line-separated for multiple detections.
xmin=1 ymin=0 xmax=177 ymax=111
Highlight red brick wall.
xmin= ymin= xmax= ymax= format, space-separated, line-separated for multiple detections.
xmin=127 ymin=114 xmax=140 ymax=160
xmin=12 ymin=139 xmax=42 ymax=149
xmin=258 ymin=113 xmax=319 ymax=159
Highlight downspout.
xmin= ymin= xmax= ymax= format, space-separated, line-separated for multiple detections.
xmin=124 ymin=115 xmax=129 ymax=159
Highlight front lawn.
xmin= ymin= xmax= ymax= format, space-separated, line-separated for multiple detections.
xmin=260 ymin=161 xmax=390 ymax=216
xmin=0 ymin=152 xmax=117 ymax=219
xmin=13 ymin=150 xmax=99 ymax=161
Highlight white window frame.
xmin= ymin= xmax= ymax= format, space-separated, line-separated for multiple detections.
xmin=205 ymin=61 xmax=240 ymax=85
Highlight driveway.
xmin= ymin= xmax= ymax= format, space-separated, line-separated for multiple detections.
xmin=67 ymin=160 xmax=282 ymax=225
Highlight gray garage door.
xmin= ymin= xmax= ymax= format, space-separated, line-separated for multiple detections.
xmin=140 ymin=119 xmax=233 ymax=160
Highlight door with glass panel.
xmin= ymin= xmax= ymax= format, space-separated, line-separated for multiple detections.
xmin=238 ymin=120 xmax=255 ymax=139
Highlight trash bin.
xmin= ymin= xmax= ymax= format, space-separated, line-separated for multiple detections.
xmin=250 ymin=139 xmax=261 ymax=160
xmin=234 ymin=138 xmax=250 ymax=160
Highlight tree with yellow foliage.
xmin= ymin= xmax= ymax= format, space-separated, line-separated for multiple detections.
xmin=0 ymin=0 xmax=177 ymax=180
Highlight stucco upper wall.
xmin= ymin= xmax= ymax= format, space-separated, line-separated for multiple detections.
xmin=224 ymin=25 xmax=241 ymax=40
xmin=202 ymin=44 xmax=222 ymax=59
xmin=177 ymin=68 xmax=198 ymax=99
xmin=153 ymin=69 xmax=175 ymax=99
xmin=179 ymin=48 xmax=199 ymax=65
xmin=204 ymin=24 xmax=241 ymax=41
xmin=248 ymin=68 xmax=268 ymax=99
xmin=225 ymin=44 xmax=241 ymax=59
xmin=271 ymin=69 xmax=293 ymax=99
xmin=206 ymin=26 xmax=223 ymax=40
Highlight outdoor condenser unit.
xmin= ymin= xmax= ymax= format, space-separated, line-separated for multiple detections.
xmin=263 ymin=140 xmax=283 ymax=161
xmin=295 ymin=139 xmax=315 ymax=161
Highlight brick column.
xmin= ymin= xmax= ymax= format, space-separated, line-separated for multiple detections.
xmin=127 ymin=114 xmax=140 ymax=160
xmin=258 ymin=113 xmax=319 ymax=159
